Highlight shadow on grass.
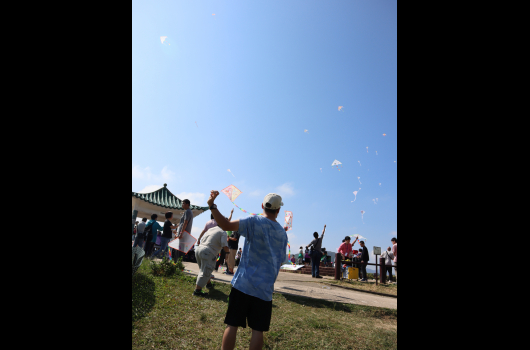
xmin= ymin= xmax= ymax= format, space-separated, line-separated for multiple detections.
xmin=279 ymin=293 xmax=397 ymax=319
xmin=132 ymin=272 xmax=156 ymax=327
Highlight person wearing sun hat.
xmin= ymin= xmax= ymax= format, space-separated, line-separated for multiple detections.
xmin=206 ymin=190 xmax=288 ymax=350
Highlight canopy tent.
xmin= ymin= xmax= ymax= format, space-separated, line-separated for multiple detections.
xmin=131 ymin=184 xmax=209 ymax=230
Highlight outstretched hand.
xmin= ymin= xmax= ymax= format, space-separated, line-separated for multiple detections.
xmin=207 ymin=190 xmax=220 ymax=206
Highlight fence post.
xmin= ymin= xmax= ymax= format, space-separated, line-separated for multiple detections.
xmin=334 ymin=253 xmax=342 ymax=280
xmin=380 ymin=257 xmax=386 ymax=284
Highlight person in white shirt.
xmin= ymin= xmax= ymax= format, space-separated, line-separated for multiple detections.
xmin=133 ymin=218 xmax=147 ymax=248
xmin=381 ymin=247 xmax=394 ymax=282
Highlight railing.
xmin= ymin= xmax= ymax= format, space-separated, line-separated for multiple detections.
xmin=335 ymin=253 xmax=397 ymax=284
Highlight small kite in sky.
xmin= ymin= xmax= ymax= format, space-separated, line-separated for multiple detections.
xmin=160 ymin=36 xmax=167 ymax=44
xmin=372 ymin=198 xmax=379 ymax=205
xmin=357 ymin=177 xmax=362 ymax=185
xmin=212 ymin=13 xmax=215 ymax=16
xmin=353 ymin=234 xmax=367 ymax=242
xmin=361 ymin=210 xmax=365 ymax=224
xmin=394 ymin=161 xmax=397 ymax=163
xmin=383 ymin=134 xmax=387 ymax=136
xmin=376 ymin=151 xmax=378 ymax=156
xmin=331 ymin=160 xmax=342 ymax=171
xmin=304 ymin=129 xmax=308 ymax=133
xmin=358 ymin=161 xmax=361 ymax=167
xmin=379 ymin=183 xmax=381 ymax=187
xmin=285 ymin=211 xmax=293 ymax=231
xmin=320 ymin=168 xmax=322 ymax=172
xmin=195 ymin=121 xmax=198 ymax=128
xmin=366 ymin=147 xmax=369 ymax=153
xmin=338 ymin=106 xmax=343 ymax=111
xmin=227 ymin=169 xmax=235 ymax=177
xmin=221 ymin=184 xmax=242 ymax=202
xmin=352 ymin=188 xmax=360 ymax=202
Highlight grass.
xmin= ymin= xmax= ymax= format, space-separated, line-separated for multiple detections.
xmin=322 ymin=279 xmax=398 ymax=296
xmin=132 ymin=261 xmax=397 ymax=349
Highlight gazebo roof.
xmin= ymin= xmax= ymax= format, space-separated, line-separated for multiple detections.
xmin=132 ymin=184 xmax=208 ymax=211
xmin=132 ymin=184 xmax=209 ymax=224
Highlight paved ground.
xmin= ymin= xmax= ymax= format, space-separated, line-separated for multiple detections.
xmin=182 ymin=262 xmax=397 ymax=310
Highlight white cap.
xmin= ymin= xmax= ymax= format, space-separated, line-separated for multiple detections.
xmin=262 ymin=193 xmax=283 ymax=210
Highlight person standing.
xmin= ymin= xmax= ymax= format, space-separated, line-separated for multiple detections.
xmin=381 ymin=247 xmax=394 ymax=282
xmin=298 ymin=247 xmax=304 ymax=265
xmin=133 ymin=218 xmax=147 ymax=248
xmin=226 ymin=227 xmax=240 ymax=275
xmin=391 ymin=237 xmax=397 ymax=283
xmin=306 ymin=225 xmax=326 ymax=278
xmin=304 ymin=248 xmax=311 ymax=265
xmin=359 ymin=241 xmax=370 ymax=281
xmin=194 ymin=221 xmax=230 ymax=296
xmin=207 ymin=190 xmax=288 ymax=350
xmin=235 ymin=248 xmax=242 ymax=267
xmin=144 ymin=214 xmax=164 ymax=257
xmin=151 ymin=212 xmax=178 ymax=260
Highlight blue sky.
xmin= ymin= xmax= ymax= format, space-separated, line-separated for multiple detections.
xmin=132 ymin=0 xmax=397 ymax=260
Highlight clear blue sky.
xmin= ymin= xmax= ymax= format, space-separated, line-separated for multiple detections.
xmin=132 ymin=0 xmax=397 ymax=260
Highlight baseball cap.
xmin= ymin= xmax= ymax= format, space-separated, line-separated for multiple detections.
xmin=262 ymin=193 xmax=283 ymax=210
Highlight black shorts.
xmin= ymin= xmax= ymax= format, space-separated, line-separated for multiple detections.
xmin=224 ymin=287 xmax=272 ymax=332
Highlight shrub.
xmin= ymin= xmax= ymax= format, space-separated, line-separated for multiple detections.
xmin=150 ymin=256 xmax=184 ymax=277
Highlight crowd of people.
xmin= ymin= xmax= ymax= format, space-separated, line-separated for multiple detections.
xmin=132 ymin=191 xmax=397 ymax=349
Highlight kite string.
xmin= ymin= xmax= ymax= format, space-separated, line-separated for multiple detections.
xmin=231 ymin=201 xmax=263 ymax=216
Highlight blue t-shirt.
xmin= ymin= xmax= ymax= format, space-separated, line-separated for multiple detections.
xmin=231 ymin=215 xmax=288 ymax=301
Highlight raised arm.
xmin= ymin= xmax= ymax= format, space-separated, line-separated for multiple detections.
xmin=207 ymin=191 xmax=240 ymax=232
xmin=227 ymin=208 xmax=234 ymax=222
xmin=321 ymin=224 xmax=326 ymax=237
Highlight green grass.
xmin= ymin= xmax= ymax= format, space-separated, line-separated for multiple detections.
xmin=132 ymin=261 xmax=397 ymax=349
xmin=323 ymin=279 xmax=398 ymax=296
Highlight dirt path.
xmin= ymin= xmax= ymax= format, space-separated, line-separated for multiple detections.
xmin=182 ymin=262 xmax=397 ymax=310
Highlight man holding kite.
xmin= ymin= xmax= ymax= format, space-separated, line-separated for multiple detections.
xmin=206 ymin=190 xmax=288 ymax=350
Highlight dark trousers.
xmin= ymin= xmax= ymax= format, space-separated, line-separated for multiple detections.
xmin=215 ymin=249 xmax=226 ymax=270
xmin=385 ymin=265 xmax=393 ymax=281
xmin=311 ymin=251 xmax=322 ymax=277
xmin=144 ymin=241 xmax=155 ymax=256
xmin=360 ymin=263 xmax=367 ymax=280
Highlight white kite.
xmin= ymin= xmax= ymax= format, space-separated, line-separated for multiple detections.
xmin=372 ymin=198 xmax=378 ymax=205
xmin=358 ymin=160 xmax=361 ymax=167
xmin=357 ymin=176 xmax=362 ymax=185
xmin=379 ymin=183 xmax=381 ymax=187
xmin=160 ymin=36 xmax=167 ymax=44
xmin=360 ymin=210 xmax=365 ymax=224
xmin=331 ymin=160 xmax=342 ymax=171
xmin=284 ymin=211 xmax=293 ymax=231
xmin=366 ymin=147 xmax=369 ymax=153
xmin=376 ymin=151 xmax=378 ymax=156
xmin=320 ymin=168 xmax=322 ymax=173
xmin=227 ymin=169 xmax=235 ymax=177
xmin=352 ymin=234 xmax=367 ymax=243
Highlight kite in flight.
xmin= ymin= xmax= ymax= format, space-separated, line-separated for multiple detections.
xmin=304 ymin=129 xmax=308 ymax=133
xmin=285 ymin=211 xmax=293 ymax=231
xmin=331 ymin=160 xmax=342 ymax=171
xmin=221 ymin=184 xmax=242 ymax=202
xmin=352 ymin=234 xmax=367 ymax=243
xmin=338 ymin=106 xmax=343 ymax=111
xmin=320 ymin=168 xmax=322 ymax=173
xmin=376 ymin=151 xmax=378 ymax=156
xmin=352 ymin=188 xmax=360 ymax=202
xmin=212 ymin=13 xmax=215 ymax=15
xmin=372 ymin=198 xmax=378 ymax=205
xmin=379 ymin=183 xmax=381 ymax=187
xmin=357 ymin=177 xmax=362 ymax=185
xmin=383 ymin=134 xmax=387 ymax=136
xmin=366 ymin=147 xmax=369 ymax=153
xmin=195 ymin=121 xmax=198 ymax=128
xmin=358 ymin=161 xmax=361 ymax=167
xmin=227 ymin=169 xmax=235 ymax=177
xmin=160 ymin=36 xmax=167 ymax=44
xmin=361 ymin=210 xmax=365 ymax=224
xmin=394 ymin=161 xmax=397 ymax=163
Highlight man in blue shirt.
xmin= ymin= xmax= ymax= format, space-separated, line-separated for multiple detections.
xmin=207 ymin=190 xmax=288 ymax=350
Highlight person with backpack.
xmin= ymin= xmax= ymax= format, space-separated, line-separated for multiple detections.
xmin=133 ymin=218 xmax=147 ymax=248
xmin=144 ymin=214 xmax=164 ymax=257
